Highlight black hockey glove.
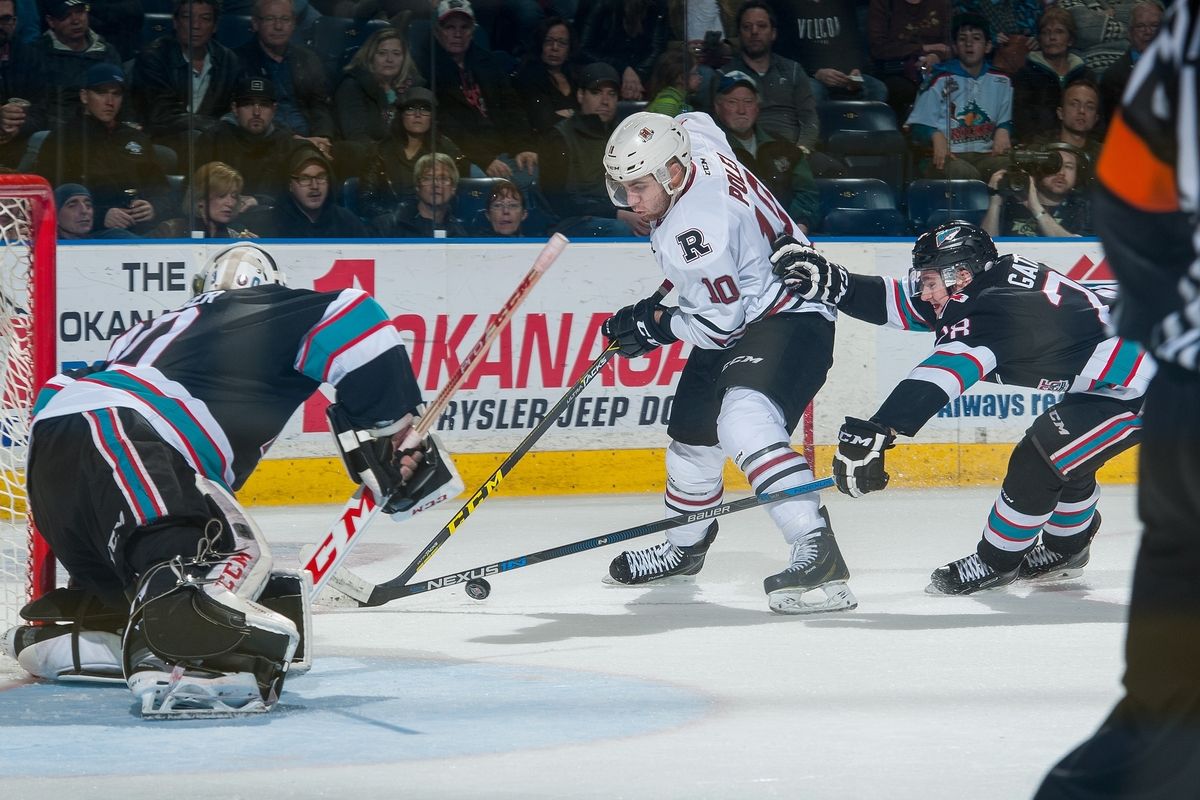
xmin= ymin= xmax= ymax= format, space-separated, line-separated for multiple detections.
xmin=769 ymin=234 xmax=849 ymax=305
xmin=834 ymin=417 xmax=896 ymax=498
xmin=602 ymin=297 xmax=678 ymax=358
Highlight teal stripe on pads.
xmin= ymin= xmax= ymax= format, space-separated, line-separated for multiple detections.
xmin=1048 ymin=504 xmax=1098 ymax=527
xmin=90 ymin=409 xmax=160 ymax=523
xmin=298 ymin=296 xmax=390 ymax=382
xmin=81 ymin=371 xmax=227 ymax=484
xmin=920 ymin=352 xmax=984 ymax=388
xmin=1054 ymin=417 xmax=1142 ymax=472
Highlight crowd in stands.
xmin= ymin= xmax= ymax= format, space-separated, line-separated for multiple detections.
xmin=0 ymin=0 xmax=1163 ymax=241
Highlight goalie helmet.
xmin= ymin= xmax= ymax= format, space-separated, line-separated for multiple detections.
xmin=192 ymin=242 xmax=285 ymax=296
xmin=603 ymin=111 xmax=691 ymax=207
xmin=908 ymin=220 xmax=997 ymax=296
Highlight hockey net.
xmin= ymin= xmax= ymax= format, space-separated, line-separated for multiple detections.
xmin=0 ymin=176 xmax=56 ymax=640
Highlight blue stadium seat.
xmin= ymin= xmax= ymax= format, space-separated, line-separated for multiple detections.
xmin=17 ymin=130 xmax=48 ymax=173
xmin=821 ymin=208 xmax=910 ymax=236
xmin=455 ymin=177 xmax=503 ymax=224
xmin=616 ymin=100 xmax=647 ymax=123
xmin=906 ymin=179 xmax=991 ymax=233
xmin=310 ymin=15 xmax=355 ymax=77
xmin=814 ymin=178 xmax=907 ymax=236
xmin=817 ymin=101 xmax=908 ymax=191
xmin=216 ymin=15 xmax=254 ymax=50
xmin=341 ymin=177 xmax=360 ymax=215
xmin=141 ymin=13 xmax=173 ymax=46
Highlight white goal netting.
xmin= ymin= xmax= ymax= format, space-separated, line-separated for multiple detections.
xmin=0 ymin=187 xmax=54 ymax=639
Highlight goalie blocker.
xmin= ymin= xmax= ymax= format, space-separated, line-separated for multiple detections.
xmin=327 ymin=402 xmax=463 ymax=520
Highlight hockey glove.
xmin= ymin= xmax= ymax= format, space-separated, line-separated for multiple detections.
xmin=834 ymin=417 xmax=896 ymax=498
xmin=383 ymin=432 xmax=465 ymax=520
xmin=769 ymin=234 xmax=849 ymax=305
xmin=602 ymin=296 xmax=678 ymax=358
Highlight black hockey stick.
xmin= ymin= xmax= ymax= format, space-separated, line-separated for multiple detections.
xmin=326 ymin=280 xmax=675 ymax=606
xmin=353 ymin=476 xmax=835 ymax=604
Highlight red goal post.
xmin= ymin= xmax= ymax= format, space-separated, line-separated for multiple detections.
xmin=0 ymin=175 xmax=57 ymax=636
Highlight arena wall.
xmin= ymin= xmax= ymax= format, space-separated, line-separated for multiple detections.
xmin=56 ymin=238 xmax=1129 ymax=504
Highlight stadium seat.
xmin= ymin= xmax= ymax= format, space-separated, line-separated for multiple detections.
xmin=616 ymin=100 xmax=648 ymax=123
xmin=17 ymin=131 xmax=48 ymax=173
xmin=310 ymin=15 xmax=355 ymax=77
xmin=814 ymin=178 xmax=907 ymax=236
xmin=455 ymin=177 xmax=503 ymax=224
xmin=906 ymin=179 xmax=992 ymax=232
xmin=341 ymin=177 xmax=359 ymax=215
xmin=216 ymin=15 xmax=254 ymax=50
xmin=817 ymin=101 xmax=908 ymax=191
xmin=152 ymin=145 xmax=178 ymax=174
xmin=141 ymin=13 xmax=173 ymax=46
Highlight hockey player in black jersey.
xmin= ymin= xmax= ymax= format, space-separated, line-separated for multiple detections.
xmin=1 ymin=243 xmax=456 ymax=717
xmin=771 ymin=221 xmax=1154 ymax=595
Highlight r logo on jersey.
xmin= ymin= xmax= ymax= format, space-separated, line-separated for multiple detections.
xmin=676 ymin=229 xmax=712 ymax=262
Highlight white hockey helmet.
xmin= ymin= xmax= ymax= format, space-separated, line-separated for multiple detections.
xmin=603 ymin=111 xmax=691 ymax=207
xmin=192 ymin=242 xmax=286 ymax=296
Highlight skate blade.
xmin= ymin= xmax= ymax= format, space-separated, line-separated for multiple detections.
xmin=923 ymin=581 xmax=1014 ymax=597
xmin=141 ymin=703 xmax=269 ymax=720
xmin=1021 ymin=567 xmax=1087 ymax=585
xmin=768 ymin=581 xmax=857 ymax=615
xmin=601 ymin=574 xmax=699 ymax=587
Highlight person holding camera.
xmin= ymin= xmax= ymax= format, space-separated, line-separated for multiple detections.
xmin=982 ymin=145 xmax=1091 ymax=237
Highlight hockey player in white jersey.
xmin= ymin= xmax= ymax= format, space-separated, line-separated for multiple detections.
xmin=1 ymin=243 xmax=456 ymax=716
xmin=599 ymin=110 xmax=855 ymax=614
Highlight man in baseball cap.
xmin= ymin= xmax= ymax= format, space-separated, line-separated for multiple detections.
xmin=436 ymin=0 xmax=474 ymax=23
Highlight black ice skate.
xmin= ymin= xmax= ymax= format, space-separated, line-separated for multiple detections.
xmin=1019 ymin=513 xmax=1101 ymax=582
xmin=605 ymin=523 xmax=718 ymax=585
xmin=928 ymin=552 xmax=1020 ymax=595
xmin=763 ymin=509 xmax=857 ymax=614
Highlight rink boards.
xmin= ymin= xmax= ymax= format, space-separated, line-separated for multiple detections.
xmin=53 ymin=237 xmax=1131 ymax=503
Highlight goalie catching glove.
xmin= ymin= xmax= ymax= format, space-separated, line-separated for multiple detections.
xmin=602 ymin=296 xmax=678 ymax=358
xmin=327 ymin=403 xmax=464 ymax=521
xmin=770 ymin=234 xmax=849 ymax=305
xmin=834 ymin=417 xmax=896 ymax=498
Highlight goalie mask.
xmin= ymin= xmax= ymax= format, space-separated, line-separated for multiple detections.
xmin=907 ymin=220 xmax=997 ymax=297
xmin=192 ymin=242 xmax=286 ymax=296
xmin=603 ymin=111 xmax=691 ymax=208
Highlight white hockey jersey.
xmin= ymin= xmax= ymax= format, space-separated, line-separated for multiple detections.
xmin=654 ymin=112 xmax=835 ymax=350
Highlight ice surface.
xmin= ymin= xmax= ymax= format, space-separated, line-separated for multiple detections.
xmin=0 ymin=487 xmax=1139 ymax=799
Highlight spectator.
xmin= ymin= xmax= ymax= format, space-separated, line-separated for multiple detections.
xmin=723 ymin=1 xmax=820 ymax=157
xmin=194 ymin=76 xmax=296 ymax=206
xmin=333 ymin=27 xmax=422 ymax=145
xmin=541 ymin=62 xmax=646 ymax=237
xmin=954 ymin=0 xmax=1041 ymax=74
xmin=908 ymin=13 xmax=1013 ymax=180
xmin=88 ymin=1 xmax=144 ymax=62
xmin=1099 ymin=0 xmax=1163 ymax=126
xmin=365 ymin=87 xmax=467 ymax=200
xmin=982 ymin=144 xmax=1091 ymax=237
xmin=427 ymin=0 xmax=539 ymax=184
xmin=711 ymin=70 xmax=819 ymax=232
xmin=1011 ymin=7 xmax=1093 ymax=144
xmin=643 ymin=47 xmax=701 ymax=115
xmin=1034 ymin=78 xmax=1104 ymax=173
xmin=0 ymin=0 xmax=40 ymax=168
xmin=770 ymin=0 xmax=889 ymax=103
xmin=868 ymin=0 xmax=954 ymax=119
xmin=479 ymin=179 xmax=528 ymax=236
xmin=1058 ymin=0 xmax=1141 ymax=74
xmin=255 ymin=145 xmax=369 ymax=237
xmin=666 ymin=0 xmax=736 ymax=64
xmin=512 ymin=16 xmax=579 ymax=137
xmin=54 ymin=183 xmax=137 ymax=239
xmin=236 ymin=0 xmax=335 ymax=153
xmin=132 ymin=0 xmax=242 ymax=154
xmin=579 ymin=0 xmax=669 ymax=100
xmin=30 ymin=0 xmax=120 ymax=130
xmin=151 ymin=161 xmax=258 ymax=238
xmin=372 ymin=151 xmax=468 ymax=237
xmin=34 ymin=64 xmax=169 ymax=236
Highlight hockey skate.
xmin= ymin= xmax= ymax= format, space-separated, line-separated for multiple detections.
xmin=1019 ymin=513 xmax=1101 ymax=583
xmin=763 ymin=509 xmax=857 ymax=614
xmin=605 ymin=523 xmax=718 ymax=585
xmin=928 ymin=552 xmax=1020 ymax=596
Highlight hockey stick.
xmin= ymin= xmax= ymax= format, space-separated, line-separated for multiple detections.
xmin=326 ymin=279 xmax=676 ymax=606
xmin=344 ymin=476 xmax=836 ymax=605
xmin=302 ymin=234 xmax=568 ymax=598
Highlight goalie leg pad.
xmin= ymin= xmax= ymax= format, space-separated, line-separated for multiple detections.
xmin=258 ymin=569 xmax=314 ymax=675
xmin=1 ymin=587 xmax=128 ymax=682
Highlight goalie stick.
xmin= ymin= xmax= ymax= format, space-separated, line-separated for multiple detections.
xmin=326 ymin=279 xmax=676 ymax=606
xmin=332 ymin=476 xmax=836 ymax=604
xmin=302 ymin=233 xmax=568 ymax=598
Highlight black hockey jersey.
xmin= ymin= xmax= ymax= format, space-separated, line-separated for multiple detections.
xmin=32 ymin=285 xmax=423 ymax=491
xmin=836 ymin=255 xmax=1155 ymax=436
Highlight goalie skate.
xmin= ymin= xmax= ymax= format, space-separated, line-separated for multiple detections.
xmin=604 ymin=523 xmax=717 ymax=585
xmin=764 ymin=513 xmax=857 ymax=615
xmin=1019 ymin=513 xmax=1101 ymax=583
xmin=130 ymin=666 xmax=273 ymax=720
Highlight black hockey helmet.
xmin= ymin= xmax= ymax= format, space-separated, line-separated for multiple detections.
xmin=909 ymin=220 xmax=997 ymax=296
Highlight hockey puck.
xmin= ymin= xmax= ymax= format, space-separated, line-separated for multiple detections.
xmin=465 ymin=578 xmax=491 ymax=600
